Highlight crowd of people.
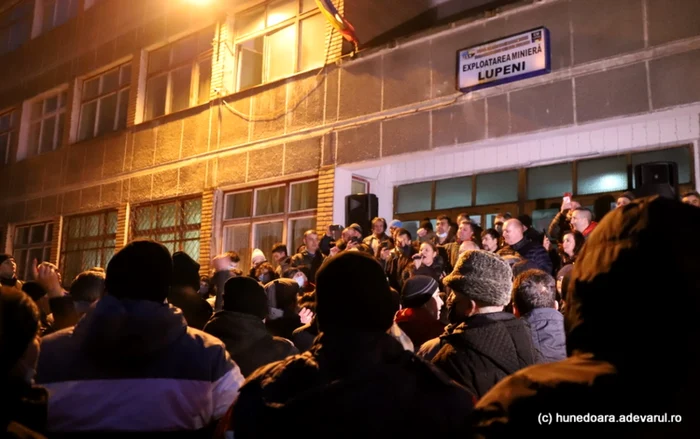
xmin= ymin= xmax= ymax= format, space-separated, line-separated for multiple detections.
xmin=1 ymin=190 xmax=699 ymax=438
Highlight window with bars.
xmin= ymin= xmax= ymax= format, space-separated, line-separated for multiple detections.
xmin=39 ymin=0 xmax=79 ymax=36
xmin=78 ymin=63 xmax=131 ymax=142
xmin=0 ymin=0 xmax=32 ymax=55
xmin=27 ymin=90 xmax=67 ymax=157
xmin=144 ymin=27 xmax=214 ymax=121
xmin=61 ymin=211 xmax=117 ymax=284
xmin=0 ymin=109 xmax=18 ymax=165
xmin=234 ymin=0 xmax=326 ymax=91
xmin=130 ymin=197 xmax=202 ymax=260
xmin=222 ymin=179 xmax=317 ymax=272
xmin=13 ymin=222 xmax=53 ymax=281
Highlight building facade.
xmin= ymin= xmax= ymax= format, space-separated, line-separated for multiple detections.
xmin=0 ymin=0 xmax=698 ymax=280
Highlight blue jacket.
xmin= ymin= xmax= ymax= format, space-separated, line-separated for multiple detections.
xmin=522 ymin=307 xmax=566 ymax=363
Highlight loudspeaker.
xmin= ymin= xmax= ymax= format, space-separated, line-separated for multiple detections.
xmin=345 ymin=194 xmax=378 ymax=238
xmin=633 ymin=161 xmax=679 ymax=200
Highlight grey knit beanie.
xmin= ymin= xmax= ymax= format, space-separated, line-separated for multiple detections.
xmin=443 ymin=250 xmax=513 ymax=306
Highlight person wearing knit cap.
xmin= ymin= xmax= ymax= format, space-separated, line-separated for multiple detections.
xmin=0 ymin=254 xmax=22 ymax=289
xmin=36 ymin=240 xmax=244 ymax=435
xmin=394 ymin=275 xmax=445 ymax=350
xmin=168 ymin=251 xmax=213 ymax=330
xmin=222 ymin=251 xmax=476 ymax=438
xmin=0 ymin=287 xmax=47 ymax=437
xmin=248 ymin=248 xmax=267 ymax=278
xmin=388 ymin=219 xmax=402 ymax=240
xmin=204 ymin=277 xmax=298 ymax=377
xmin=419 ymin=250 xmax=538 ymax=398
xmin=616 ymin=191 xmax=636 ymax=208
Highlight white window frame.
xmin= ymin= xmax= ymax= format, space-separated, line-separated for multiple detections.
xmin=233 ymin=0 xmax=324 ymax=92
xmin=11 ymin=220 xmax=54 ymax=281
xmin=18 ymin=85 xmax=69 ymax=160
xmin=76 ymin=61 xmax=132 ymax=142
xmin=143 ymin=26 xmax=214 ymax=121
xmin=0 ymin=108 xmax=19 ymax=165
xmin=33 ymin=0 xmax=80 ymax=38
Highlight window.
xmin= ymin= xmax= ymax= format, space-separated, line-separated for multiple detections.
xmin=144 ymin=27 xmax=214 ymax=120
xmin=632 ymin=146 xmax=692 ymax=186
xmin=61 ymin=211 xmax=117 ymax=284
xmin=39 ymin=0 xmax=79 ymax=35
xmin=130 ymin=197 xmax=202 ymax=259
xmin=27 ymin=90 xmax=67 ymax=157
xmin=476 ymin=171 xmax=518 ymax=205
xmin=0 ymin=0 xmax=32 ymax=54
xmin=78 ymin=63 xmax=131 ymax=141
xmin=435 ymin=177 xmax=472 ymax=210
xmin=527 ymin=163 xmax=573 ymax=200
xmin=396 ymin=182 xmax=432 ymax=213
xmin=0 ymin=109 xmax=18 ymax=165
xmin=351 ymin=177 xmax=368 ymax=195
xmin=577 ymin=156 xmax=628 ymax=195
xmin=234 ymin=0 xmax=325 ymax=91
xmin=222 ymin=179 xmax=318 ymax=273
xmin=13 ymin=222 xmax=53 ymax=281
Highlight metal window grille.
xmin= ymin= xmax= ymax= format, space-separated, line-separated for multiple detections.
xmin=60 ymin=210 xmax=117 ymax=284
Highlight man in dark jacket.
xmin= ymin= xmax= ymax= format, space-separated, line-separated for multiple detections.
xmin=547 ymin=200 xmax=581 ymax=245
xmin=289 ymin=230 xmax=325 ymax=283
xmin=36 ymin=240 xmax=244 ymax=435
xmin=204 ymin=276 xmax=298 ymax=377
xmin=422 ymin=250 xmax=538 ymax=398
xmin=385 ymin=228 xmax=416 ymax=292
xmin=169 ymin=251 xmax=213 ymax=330
xmin=219 ymin=252 xmax=475 ymax=438
xmin=0 ymin=254 xmax=22 ymax=289
xmin=500 ymin=219 xmax=552 ymax=274
xmin=512 ymin=269 xmax=566 ymax=363
xmin=472 ymin=196 xmax=700 ymax=438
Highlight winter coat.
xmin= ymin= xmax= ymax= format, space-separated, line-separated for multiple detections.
xmin=521 ymin=307 xmax=566 ymax=363
xmin=275 ymin=256 xmax=292 ymax=277
xmin=291 ymin=317 xmax=320 ymax=352
xmin=0 ymin=379 xmax=48 ymax=439
xmin=362 ymin=233 xmax=392 ymax=254
xmin=547 ymin=210 xmax=570 ymax=245
xmin=289 ymin=250 xmax=325 ymax=283
xmin=385 ymin=247 xmax=414 ymax=292
xmin=508 ymin=238 xmax=553 ymax=274
xmin=168 ymin=285 xmax=213 ymax=330
xmin=394 ymin=306 xmax=445 ymax=351
xmin=36 ymin=294 xmax=244 ymax=435
xmin=582 ymin=221 xmax=598 ymax=238
xmin=216 ymin=332 xmax=476 ymax=439
xmin=430 ymin=312 xmax=538 ymax=398
xmin=204 ymin=311 xmax=298 ymax=377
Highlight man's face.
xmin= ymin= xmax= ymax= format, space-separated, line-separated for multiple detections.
xmin=482 ymin=234 xmax=498 ymax=252
xmin=682 ymin=194 xmax=700 ymax=207
xmin=271 ymin=251 xmax=285 ymax=264
xmin=570 ymin=211 xmax=588 ymax=233
xmin=397 ymin=234 xmax=411 ymax=247
xmin=437 ymin=219 xmax=450 ymax=235
xmin=304 ymin=233 xmax=319 ymax=253
xmin=457 ymin=223 xmax=473 ymax=242
xmin=616 ymin=197 xmax=631 ymax=208
xmin=502 ymin=220 xmax=523 ymax=246
xmin=372 ymin=221 xmax=384 ymax=235
xmin=0 ymin=258 xmax=16 ymax=278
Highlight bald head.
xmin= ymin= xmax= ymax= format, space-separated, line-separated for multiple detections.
xmin=570 ymin=208 xmax=592 ymax=233
xmin=502 ymin=219 xmax=525 ymax=246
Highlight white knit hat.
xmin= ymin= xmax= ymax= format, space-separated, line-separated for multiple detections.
xmin=251 ymin=248 xmax=266 ymax=266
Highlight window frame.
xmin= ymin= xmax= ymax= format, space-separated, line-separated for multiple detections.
xmin=221 ymin=178 xmax=319 ymax=273
xmin=77 ymin=61 xmax=132 ymax=142
xmin=25 ymin=87 xmax=68 ymax=158
xmin=11 ymin=221 xmax=54 ymax=281
xmin=143 ymin=27 xmax=215 ymax=121
xmin=60 ymin=209 xmax=118 ymax=283
xmin=233 ymin=0 xmax=324 ymax=91
xmin=36 ymin=0 xmax=79 ymax=37
xmin=0 ymin=108 xmax=19 ymax=165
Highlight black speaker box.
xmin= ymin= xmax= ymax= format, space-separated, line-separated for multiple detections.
xmin=345 ymin=194 xmax=378 ymax=238
xmin=633 ymin=161 xmax=679 ymax=200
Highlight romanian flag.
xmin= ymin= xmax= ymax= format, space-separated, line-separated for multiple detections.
xmin=315 ymin=0 xmax=359 ymax=47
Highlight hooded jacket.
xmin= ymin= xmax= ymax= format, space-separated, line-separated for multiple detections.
xmin=430 ymin=312 xmax=538 ymax=398
xmin=521 ymin=307 xmax=566 ymax=363
xmin=472 ymin=197 xmax=700 ymax=438
xmin=508 ymin=238 xmax=553 ymax=274
xmin=36 ymin=295 xmax=244 ymax=435
xmin=216 ymin=332 xmax=475 ymax=438
xmin=204 ymin=311 xmax=298 ymax=377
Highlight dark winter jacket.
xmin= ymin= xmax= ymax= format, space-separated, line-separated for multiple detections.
xmin=0 ymin=276 xmax=22 ymax=289
xmin=217 ymin=332 xmax=476 ymax=438
xmin=430 ymin=312 xmax=538 ymax=398
xmin=169 ymin=285 xmax=213 ymax=330
xmin=521 ymin=307 xmax=566 ymax=363
xmin=385 ymin=247 xmax=415 ymax=292
xmin=204 ymin=311 xmax=298 ymax=377
xmin=471 ymin=196 xmax=700 ymax=438
xmin=394 ymin=306 xmax=445 ymax=351
xmin=289 ymin=250 xmax=325 ymax=283
xmin=509 ymin=238 xmax=553 ymax=274
xmin=291 ymin=316 xmax=320 ymax=352
xmin=547 ymin=210 xmax=571 ymax=245
xmin=275 ymin=256 xmax=292 ymax=277
xmin=0 ymin=379 xmax=48 ymax=439
xmin=36 ymin=294 xmax=244 ymax=435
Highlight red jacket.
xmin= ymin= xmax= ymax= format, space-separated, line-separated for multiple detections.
xmin=582 ymin=221 xmax=598 ymax=238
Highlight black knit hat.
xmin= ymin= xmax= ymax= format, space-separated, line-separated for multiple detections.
xmin=172 ymin=251 xmax=201 ymax=291
xmin=223 ymin=276 xmax=268 ymax=319
xmin=0 ymin=254 xmax=14 ymax=265
xmin=401 ymin=275 xmax=438 ymax=308
xmin=21 ymin=281 xmax=47 ymax=302
xmin=315 ymin=251 xmax=394 ymax=334
xmin=106 ymin=240 xmax=173 ymax=303
xmin=0 ymin=287 xmax=40 ymax=376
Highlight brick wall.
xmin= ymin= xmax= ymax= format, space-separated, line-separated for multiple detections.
xmin=316 ymin=165 xmax=335 ymax=235
xmin=114 ymin=204 xmax=129 ymax=252
xmin=199 ymin=189 xmax=215 ymax=276
xmin=49 ymin=216 xmax=62 ymax=266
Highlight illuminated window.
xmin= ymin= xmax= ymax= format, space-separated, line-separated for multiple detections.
xmin=78 ymin=63 xmax=131 ymax=141
xmin=61 ymin=211 xmax=117 ymax=283
xmin=0 ymin=109 xmax=18 ymax=165
xmin=0 ymin=0 xmax=32 ymax=54
xmin=144 ymin=27 xmax=214 ymax=120
xmin=577 ymin=156 xmax=628 ymax=195
xmin=234 ymin=0 xmax=325 ymax=91
xmin=130 ymin=197 xmax=202 ymax=259
xmin=13 ymin=222 xmax=53 ymax=281
xmin=222 ymin=179 xmax=317 ymax=272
